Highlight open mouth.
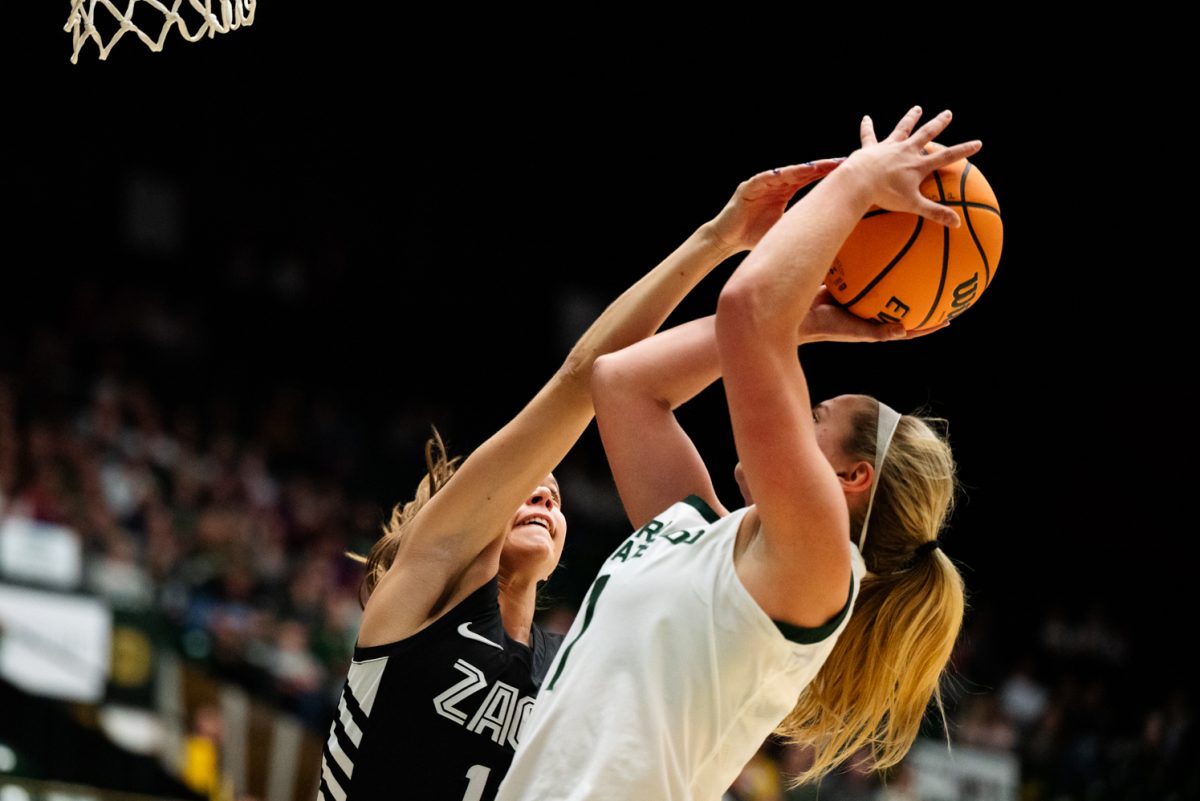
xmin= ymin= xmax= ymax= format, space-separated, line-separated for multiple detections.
xmin=516 ymin=514 xmax=555 ymax=538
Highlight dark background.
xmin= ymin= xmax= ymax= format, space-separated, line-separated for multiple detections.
xmin=4 ymin=12 xmax=1178 ymax=680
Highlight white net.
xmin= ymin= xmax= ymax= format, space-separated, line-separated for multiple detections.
xmin=64 ymin=0 xmax=257 ymax=63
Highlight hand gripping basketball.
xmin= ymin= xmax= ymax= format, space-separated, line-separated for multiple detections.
xmin=827 ymin=108 xmax=1001 ymax=331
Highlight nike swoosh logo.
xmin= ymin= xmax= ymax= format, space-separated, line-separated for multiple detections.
xmin=457 ymin=622 xmax=503 ymax=650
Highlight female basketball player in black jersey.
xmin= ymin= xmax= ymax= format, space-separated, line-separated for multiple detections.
xmin=316 ymin=157 xmax=909 ymax=801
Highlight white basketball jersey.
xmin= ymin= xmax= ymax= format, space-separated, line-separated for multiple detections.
xmin=495 ymin=496 xmax=866 ymax=801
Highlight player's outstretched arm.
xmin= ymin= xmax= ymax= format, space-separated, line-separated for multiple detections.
xmin=361 ymin=160 xmax=845 ymax=640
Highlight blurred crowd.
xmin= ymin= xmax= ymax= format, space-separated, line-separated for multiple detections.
xmin=1 ymin=281 xmax=1196 ymax=801
xmin=1 ymin=305 xmax=382 ymax=730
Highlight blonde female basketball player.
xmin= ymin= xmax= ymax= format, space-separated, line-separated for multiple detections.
xmin=495 ymin=107 xmax=977 ymax=800
xmin=316 ymin=156 xmax=900 ymax=801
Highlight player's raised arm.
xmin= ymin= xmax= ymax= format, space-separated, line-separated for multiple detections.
xmin=716 ymin=108 xmax=979 ymax=627
xmin=358 ymin=159 xmax=845 ymax=644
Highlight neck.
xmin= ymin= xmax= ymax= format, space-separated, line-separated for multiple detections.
xmin=497 ymin=572 xmax=540 ymax=645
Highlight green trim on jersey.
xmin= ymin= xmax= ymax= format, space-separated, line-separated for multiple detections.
xmin=773 ymin=576 xmax=856 ymax=645
xmin=679 ymin=493 xmax=854 ymax=645
xmin=684 ymin=494 xmax=720 ymax=524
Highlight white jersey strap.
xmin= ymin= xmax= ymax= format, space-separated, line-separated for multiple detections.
xmin=858 ymin=402 xmax=902 ymax=551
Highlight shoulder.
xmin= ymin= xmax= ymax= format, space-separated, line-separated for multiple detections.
xmin=774 ymin=545 xmax=867 ymax=647
xmin=651 ymin=494 xmax=725 ymax=529
xmin=355 ymin=576 xmax=501 ymax=658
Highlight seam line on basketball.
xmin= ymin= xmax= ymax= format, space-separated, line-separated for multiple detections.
xmin=841 ymin=216 xmax=925 ymax=310
xmin=959 ymin=162 xmax=993 ymax=287
xmin=915 ymin=170 xmax=951 ymax=329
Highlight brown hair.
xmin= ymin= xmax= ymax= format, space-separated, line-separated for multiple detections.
xmin=348 ymin=427 xmax=460 ymax=607
xmin=779 ymin=397 xmax=966 ymax=783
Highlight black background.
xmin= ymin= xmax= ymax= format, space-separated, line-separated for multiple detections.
xmin=4 ymin=11 xmax=1182 ymax=679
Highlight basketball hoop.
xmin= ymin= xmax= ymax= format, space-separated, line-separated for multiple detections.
xmin=64 ymin=0 xmax=256 ymax=63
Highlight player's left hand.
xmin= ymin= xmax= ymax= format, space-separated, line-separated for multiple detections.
xmin=708 ymin=158 xmax=846 ymax=253
xmin=796 ymin=287 xmax=947 ymax=344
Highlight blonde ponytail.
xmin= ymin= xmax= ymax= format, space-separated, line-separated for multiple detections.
xmin=778 ymin=399 xmax=966 ymax=783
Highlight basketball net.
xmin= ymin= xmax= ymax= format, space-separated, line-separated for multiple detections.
xmin=64 ymin=0 xmax=256 ymax=63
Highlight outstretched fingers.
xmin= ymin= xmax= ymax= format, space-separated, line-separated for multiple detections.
xmin=853 ymin=106 xmax=982 ymax=229
xmin=742 ymin=158 xmax=848 ymax=201
xmin=771 ymin=157 xmax=846 ymax=184
xmin=917 ymin=138 xmax=983 ymax=228
xmin=860 ymin=115 xmax=878 ymax=146
xmin=926 ymin=139 xmax=983 ymax=169
xmin=885 ymin=105 xmax=926 ymax=142
xmin=909 ymin=109 xmax=954 ymax=149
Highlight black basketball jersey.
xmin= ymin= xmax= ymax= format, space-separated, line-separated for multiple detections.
xmin=318 ymin=578 xmax=563 ymax=801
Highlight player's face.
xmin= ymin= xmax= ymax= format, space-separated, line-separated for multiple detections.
xmin=735 ymin=395 xmax=864 ymax=505
xmin=501 ymin=474 xmax=567 ymax=581
xmin=811 ymin=394 xmax=864 ymax=475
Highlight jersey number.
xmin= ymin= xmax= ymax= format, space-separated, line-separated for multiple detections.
xmin=462 ymin=764 xmax=491 ymax=801
xmin=546 ymin=574 xmax=610 ymax=690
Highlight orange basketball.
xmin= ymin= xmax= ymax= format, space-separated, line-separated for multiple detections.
xmin=826 ymin=143 xmax=1003 ymax=331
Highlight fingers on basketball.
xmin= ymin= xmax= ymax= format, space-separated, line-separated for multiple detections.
xmin=927 ymin=140 xmax=983 ymax=170
xmin=825 ymin=148 xmax=1003 ymax=332
xmin=916 ymin=199 xmax=961 ymax=229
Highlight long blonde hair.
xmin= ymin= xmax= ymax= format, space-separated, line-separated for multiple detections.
xmin=778 ymin=397 xmax=965 ymax=783
xmin=349 ymin=427 xmax=460 ymax=607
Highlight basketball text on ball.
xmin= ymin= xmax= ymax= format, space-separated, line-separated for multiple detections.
xmin=947 ymin=274 xmax=979 ymax=322
xmin=876 ymin=297 xmax=911 ymax=325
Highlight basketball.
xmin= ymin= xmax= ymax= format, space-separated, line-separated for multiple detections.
xmin=826 ymin=143 xmax=1003 ymax=331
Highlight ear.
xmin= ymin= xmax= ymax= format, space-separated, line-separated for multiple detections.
xmin=837 ymin=460 xmax=874 ymax=495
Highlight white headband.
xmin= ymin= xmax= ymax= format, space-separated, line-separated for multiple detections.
xmin=858 ymin=401 xmax=902 ymax=551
